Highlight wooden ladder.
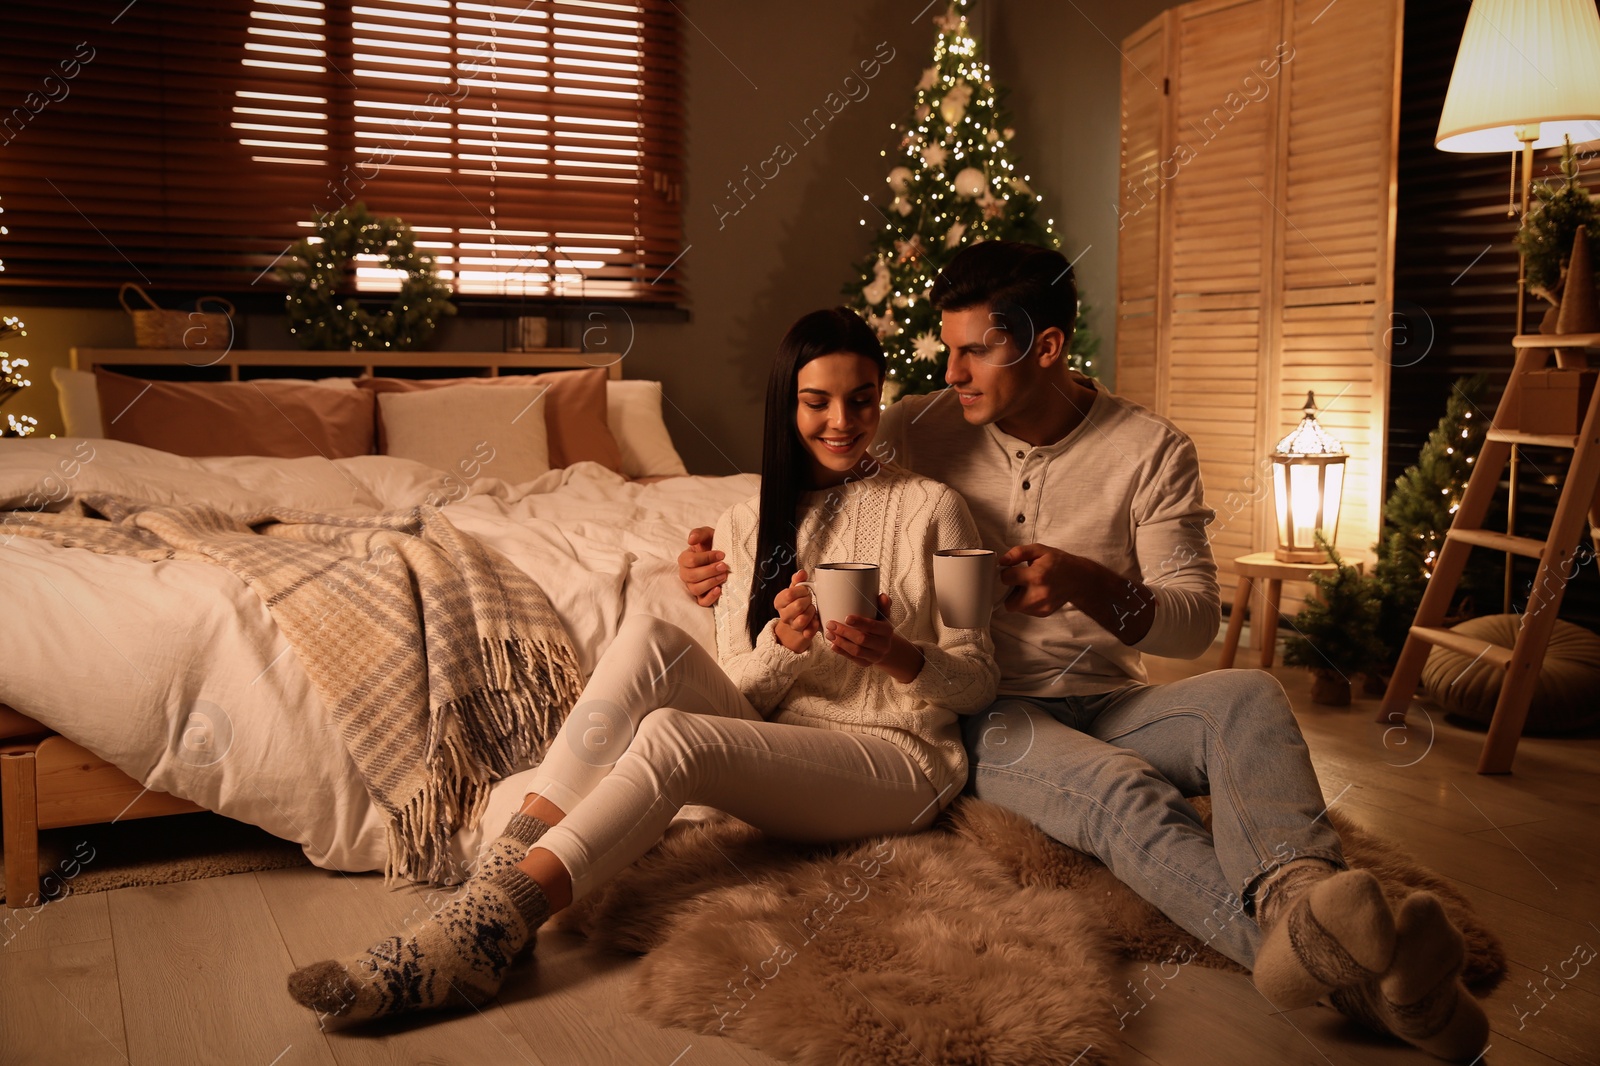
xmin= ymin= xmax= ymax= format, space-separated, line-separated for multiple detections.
xmin=1378 ymin=335 xmax=1600 ymax=773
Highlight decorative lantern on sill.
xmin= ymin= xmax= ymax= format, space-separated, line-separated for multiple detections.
xmin=1272 ymin=391 xmax=1347 ymax=563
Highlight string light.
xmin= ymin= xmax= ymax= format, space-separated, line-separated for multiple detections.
xmin=0 ymin=317 xmax=36 ymax=439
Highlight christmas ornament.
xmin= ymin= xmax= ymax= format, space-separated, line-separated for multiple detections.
xmin=1010 ymin=176 xmax=1034 ymax=196
xmin=945 ymin=221 xmax=967 ymax=248
xmin=911 ymin=331 xmax=943 ymax=362
xmin=986 ymin=128 xmax=999 ymax=143
xmin=979 ymin=191 xmax=1005 ymax=219
xmin=921 ymin=143 xmax=949 ymax=170
xmin=862 ymin=258 xmax=892 ymax=306
xmin=277 ymin=202 xmax=455 ymax=351
xmin=954 ymin=167 xmax=987 ymax=199
xmin=940 ymin=81 xmax=973 ymax=125
xmin=894 ymin=235 xmax=926 ymax=264
xmin=915 ymin=103 xmax=932 ymax=122
xmin=887 ymin=166 xmax=914 ymax=194
xmin=934 ymin=5 xmax=962 ymax=32
xmin=917 ymin=67 xmax=939 ymax=91
xmin=893 ymin=197 xmax=914 ymax=217
xmin=866 ymin=309 xmax=900 ymax=339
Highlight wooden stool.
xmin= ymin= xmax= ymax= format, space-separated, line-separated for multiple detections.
xmin=1219 ymin=551 xmax=1345 ymax=668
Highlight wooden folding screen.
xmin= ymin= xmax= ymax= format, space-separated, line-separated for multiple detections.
xmin=1117 ymin=0 xmax=1403 ymax=603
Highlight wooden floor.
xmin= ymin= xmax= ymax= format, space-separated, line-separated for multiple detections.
xmin=2 ymin=645 xmax=1596 ymax=1066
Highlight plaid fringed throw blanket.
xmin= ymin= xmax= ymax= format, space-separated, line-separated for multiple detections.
xmin=9 ymin=494 xmax=583 ymax=883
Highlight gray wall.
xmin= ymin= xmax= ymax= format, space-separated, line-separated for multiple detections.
xmin=3 ymin=0 xmax=1174 ymax=474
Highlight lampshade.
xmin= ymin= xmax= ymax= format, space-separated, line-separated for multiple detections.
xmin=1271 ymin=392 xmax=1348 ymax=564
xmin=1436 ymin=0 xmax=1600 ymax=153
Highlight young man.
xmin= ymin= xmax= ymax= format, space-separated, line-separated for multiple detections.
xmin=679 ymin=241 xmax=1488 ymax=1061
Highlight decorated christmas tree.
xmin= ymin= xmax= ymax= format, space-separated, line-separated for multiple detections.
xmin=1371 ymin=374 xmax=1496 ymax=658
xmin=844 ymin=0 xmax=1097 ymax=400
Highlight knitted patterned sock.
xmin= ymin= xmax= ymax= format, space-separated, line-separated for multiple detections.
xmin=468 ymin=812 xmax=551 ymax=882
xmin=1253 ymin=865 xmax=1397 ymax=1009
xmin=1329 ymin=892 xmax=1488 ymax=1062
xmin=287 ymin=867 xmax=550 ymax=1021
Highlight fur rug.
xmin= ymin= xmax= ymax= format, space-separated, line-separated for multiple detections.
xmin=558 ymin=797 xmax=1507 ymax=1066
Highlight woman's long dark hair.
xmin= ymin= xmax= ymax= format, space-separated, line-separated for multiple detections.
xmin=747 ymin=307 xmax=886 ymax=645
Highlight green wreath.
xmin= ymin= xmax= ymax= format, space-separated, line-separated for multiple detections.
xmin=277 ymin=202 xmax=456 ymax=351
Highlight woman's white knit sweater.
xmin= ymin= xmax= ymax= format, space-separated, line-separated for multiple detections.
xmin=712 ymin=463 xmax=1000 ymax=799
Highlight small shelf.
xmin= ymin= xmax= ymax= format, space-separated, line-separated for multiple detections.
xmin=1511 ymin=333 xmax=1600 ymax=348
xmin=70 ymin=347 xmax=621 ymax=380
xmin=1486 ymin=428 xmax=1581 ymax=448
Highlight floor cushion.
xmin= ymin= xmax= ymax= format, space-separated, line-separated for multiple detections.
xmin=1419 ymin=614 xmax=1600 ymax=733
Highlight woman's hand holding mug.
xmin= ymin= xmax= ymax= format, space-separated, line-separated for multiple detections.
xmin=828 ymin=594 xmax=925 ymax=685
xmin=774 ymin=570 xmax=820 ymax=653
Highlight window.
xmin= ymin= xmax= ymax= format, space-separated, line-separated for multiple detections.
xmin=0 ymin=0 xmax=685 ymax=302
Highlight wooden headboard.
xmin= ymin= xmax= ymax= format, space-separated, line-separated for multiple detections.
xmin=70 ymin=348 xmax=624 ymax=380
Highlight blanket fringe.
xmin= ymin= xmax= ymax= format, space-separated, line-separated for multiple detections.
xmin=387 ymin=635 xmax=583 ymax=884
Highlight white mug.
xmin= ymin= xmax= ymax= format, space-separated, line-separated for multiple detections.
xmin=796 ymin=562 xmax=880 ymax=630
xmin=933 ymin=548 xmax=998 ymax=629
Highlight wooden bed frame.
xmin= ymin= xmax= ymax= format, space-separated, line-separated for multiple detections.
xmin=2 ymin=346 xmax=622 ymax=908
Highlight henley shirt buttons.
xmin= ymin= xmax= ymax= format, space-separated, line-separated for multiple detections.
xmin=1022 ymin=480 xmax=1030 ymax=490
xmin=1015 ymin=450 xmax=1025 ymax=459
xmin=1016 ymin=513 xmax=1025 ymax=524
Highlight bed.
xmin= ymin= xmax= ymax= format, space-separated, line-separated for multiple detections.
xmin=0 ymin=348 xmax=757 ymax=908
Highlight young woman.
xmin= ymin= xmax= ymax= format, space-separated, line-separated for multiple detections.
xmin=288 ymin=307 xmax=999 ymax=1020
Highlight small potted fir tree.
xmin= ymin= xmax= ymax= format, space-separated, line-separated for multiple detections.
xmin=1283 ymin=535 xmax=1388 ymax=706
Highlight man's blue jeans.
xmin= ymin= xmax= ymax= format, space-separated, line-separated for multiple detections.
xmin=961 ymin=669 xmax=1345 ymax=969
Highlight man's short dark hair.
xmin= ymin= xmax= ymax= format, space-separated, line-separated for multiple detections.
xmin=930 ymin=240 xmax=1077 ymax=358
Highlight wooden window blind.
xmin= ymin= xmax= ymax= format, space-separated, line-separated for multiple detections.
xmin=0 ymin=0 xmax=685 ymax=303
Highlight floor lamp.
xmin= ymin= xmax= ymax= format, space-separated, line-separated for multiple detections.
xmin=1434 ymin=0 xmax=1600 ymax=610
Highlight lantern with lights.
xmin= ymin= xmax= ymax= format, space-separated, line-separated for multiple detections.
xmin=1272 ymin=391 xmax=1347 ymax=563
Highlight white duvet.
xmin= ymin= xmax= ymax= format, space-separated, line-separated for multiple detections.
xmin=0 ymin=438 xmax=758 ymax=874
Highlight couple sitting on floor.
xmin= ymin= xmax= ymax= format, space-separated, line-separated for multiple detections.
xmin=288 ymin=241 xmax=1488 ymax=1061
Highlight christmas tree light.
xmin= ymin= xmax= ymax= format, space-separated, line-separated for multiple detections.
xmin=845 ymin=0 xmax=1097 ymax=399
xmin=1 ymin=316 xmax=36 ymax=438
xmin=1370 ymin=375 xmax=1496 ymax=659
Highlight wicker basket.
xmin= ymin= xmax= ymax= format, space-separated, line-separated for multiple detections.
xmin=119 ymin=283 xmax=236 ymax=352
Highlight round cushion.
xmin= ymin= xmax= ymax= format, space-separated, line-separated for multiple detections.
xmin=1419 ymin=614 xmax=1600 ymax=734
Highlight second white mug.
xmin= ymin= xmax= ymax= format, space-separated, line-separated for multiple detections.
xmin=933 ymin=548 xmax=998 ymax=628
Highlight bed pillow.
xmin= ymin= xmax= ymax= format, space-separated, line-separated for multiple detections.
xmin=254 ymin=377 xmax=361 ymax=389
xmin=94 ymin=368 xmax=376 ymax=458
xmin=377 ymin=385 xmax=551 ymax=485
xmin=607 ymin=380 xmax=689 ymax=478
xmin=53 ymin=369 xmax=358 ymax=440
xmin=52 ymin=367 xmax=105 ymax=438
xmin=358 ymin=367 xmax=622 ymax=471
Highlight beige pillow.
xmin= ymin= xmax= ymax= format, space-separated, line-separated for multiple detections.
xmin=359 ymin=367 xmax=622 ymax=471
xmin=378 ymin=385 xmax=551 ymax=485
xmin=53 ymin=367 xmax=105 ymax=438
xmin=606 ymin=380 xmax=688 ymax=477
